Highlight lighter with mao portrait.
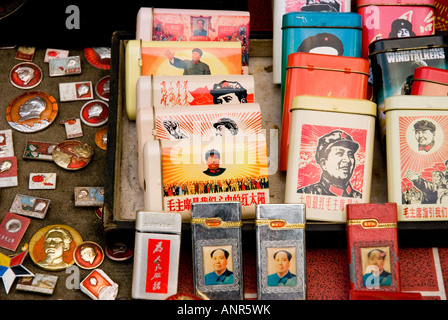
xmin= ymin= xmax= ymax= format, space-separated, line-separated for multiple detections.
xmin=132 ymin=211 xmax=182 ymax=300
xmin=346 ymin=202 xmax=400 ymax=294
xmin=255 ymin=204 xmax=306 ymax=300
xmin=191 ymin=202 xmax=243 ymax=300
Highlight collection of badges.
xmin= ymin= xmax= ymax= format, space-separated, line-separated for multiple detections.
xmin=0 ymin=46 xmax=124 ymax=300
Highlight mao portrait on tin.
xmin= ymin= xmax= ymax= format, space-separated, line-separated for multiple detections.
xmin=203 ymin=246 xmax=234 ymax=286
xmin=297 ymin=128 xmax=364 ymax=198
xmin=267 ymin=248 xmax=297 ymax=287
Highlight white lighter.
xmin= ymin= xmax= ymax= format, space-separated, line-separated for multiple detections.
xmin=132 ymin=211 xmax=182 ymax=300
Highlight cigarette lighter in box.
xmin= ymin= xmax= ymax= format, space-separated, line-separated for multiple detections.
xmin=369 ymin=35 xmax=448 ymax=146
xmin=346 ymin=202 xmax=400 ymax=293
xmin=255 ymin=204 xmax=306 ymax=300
xmin=136 ymin=7 xmax=250 ymax=74
xmin=125 ymin=40 xmax=242 ymax=120
xmin=191 ymin=202 xmax=243 ymax=300
xmin=142 ymin=134 xmax=270 ymax=222
xmin=357 ymin=0 xmax=435 ymax=60
xmin=284 ymin=95 xmax=377 ymax=223
xmin=280 ymin=52 xmax=369 ymax=171
xmin=280 ymin=11 xmax=362 ymax=114
xmin=132 ymin=211 xmax=182 ymax=300
xmin=385 ymin=95 xmax=448 ymax=221
xmin=137 ymin=102 xmax=262 ymax=189
xmin=272 ymin=0 xmax=352 ymax=84
xmin=411 ymin=66 xmax=448 ymax=95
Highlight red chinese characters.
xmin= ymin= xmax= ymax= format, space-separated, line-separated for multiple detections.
xmin=146 ymin=239 xmax=171 ymax=294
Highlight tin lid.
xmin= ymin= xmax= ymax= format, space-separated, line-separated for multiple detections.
xmin=291 ymin=95 xmax=377 ymax=116
xmin=286 ymin=52 xmax=369 ymax=75
xmin=256 ymin=204 xmax=305 ymax=224
xmin=413 ymin=66 xmax=448 ymax=85
xmin=282 ymin=11 xmax=362 ymax=29
xmin=384 ymin=95 xmax=448 ymax=112
xmin=357 ymin=0 xmax=435 ymax=8
xmin=136 ymin=211 xmax=182 ymax=234
xmin=369 ymin=35 xmax=447 ymax=56
xmin=191 ymin=202 xmax=241 ymax=221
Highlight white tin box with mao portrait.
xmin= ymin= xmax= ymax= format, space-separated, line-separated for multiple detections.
xmin=142 ymin=134 xmax=270 ymax=222
xmin=284 ymin=95 xmax=377 ymax=222
xmin=385 ymin=95 xmax=448 ymax=221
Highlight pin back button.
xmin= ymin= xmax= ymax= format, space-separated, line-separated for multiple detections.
xmin=10 ymin=62 xmax=42 ymax=89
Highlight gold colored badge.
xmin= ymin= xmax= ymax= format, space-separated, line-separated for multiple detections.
xmin=29 ymin=224 xmax=83 ymax=271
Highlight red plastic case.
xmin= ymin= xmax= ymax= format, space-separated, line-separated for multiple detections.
xmin=279 ymin=52 xmax=369 ymax=172
xmin=346 ymin=203 xmax=400 ymax=293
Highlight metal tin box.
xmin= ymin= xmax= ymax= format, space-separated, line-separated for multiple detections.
xmin=132 ymin=211 xmax=182 ymax=300
xmin=255 ymin=204 xmax=306 ymax=300
xmin=411 ymin=66 xmax=448 ymax=95
xmin=280 ymin=12 xmax=362 ymax=113
xmin=272 ymin=0 xmax=352 ymax=84
xmin=280 ymin=52 xmax=369 ymax=171
xmin=191 ymin=202 xmax=243 ymax=300
xmin=284 ymin=95 xmax=377 ymax=222
xmin=143 ymin=134 xmax=270 ymax=222
xmin=357 ymin=0 xmax=436 ymax=60
xmin=369 ymin=35 xmax=448 ymax=145
xmin=385 ymin=95 xmax=448 ymax=221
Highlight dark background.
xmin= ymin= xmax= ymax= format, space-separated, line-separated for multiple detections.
xmin=0 ymin=0 xmax=256 ymax=48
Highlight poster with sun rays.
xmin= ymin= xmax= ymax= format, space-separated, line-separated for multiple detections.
xmin=154 ymin=103 xmax=262 ymax=141
xmin=151 ymin=75 xmax=255 ymax=108
xmin=160 ymin=135 xmax=269 ymax=221
xmin=140 ymin=41 xmax=242 ymax=77
xmin=390 ymin=114 xmax=448 ymax=221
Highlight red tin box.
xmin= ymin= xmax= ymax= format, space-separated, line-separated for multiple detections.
xmin=411 ymin=66 xmax=448 ymax=95
xmin=357 ymin=0 xmax=436 ymax=60
xmin=346 ymin=203 xmax=400 ymax=293
xmin=279 ymin=52 xmax=369 ymax=172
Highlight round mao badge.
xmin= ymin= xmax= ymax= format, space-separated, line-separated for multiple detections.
xmin=95 ymin=126 xmax=108 ymax=150
xmin=29 ymin=224 xmax=83 ymax=271
xmin=6 ymin=91 xmax=58 ymax=133
xmin=10 ymin=62 xmax=42 ymax=89
xmin=52 ymin=140 xmax=94 ymax=170
xmin=95 ymin=75 xmax=110 ymax=101
xmin=80 ymin=100 xmax=108 ymax=127
xmin=74 ymin=241 xmax=105 ymax=270
xmin=84 ymin=47 xmax=111 ymax=70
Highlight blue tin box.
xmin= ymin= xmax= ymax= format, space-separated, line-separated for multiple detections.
xmin=281 ymin=12 xmax=363 ymax=114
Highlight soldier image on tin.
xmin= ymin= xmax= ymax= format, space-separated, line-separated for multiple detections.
xmin=213 ymin=117 xmax=239 ymax=136
xmin=203 ymin=149 xmax=226 ymax=177
xmin=297 ymin=129 xmax=361 ymax=198
xmin=389 ymin=19 xmax=416 ymax=38
xmin=164 ymin=48 xmax=211 ymax=75
xmin=210 ymin=81 xmax=248 ymax=104
xmin=413 ymin=119 xmax=436 ymax=152
xmin=297 ymin=33 xmax=344 ymax=56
